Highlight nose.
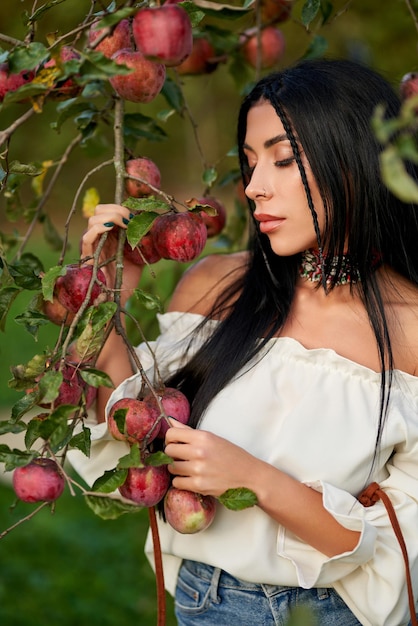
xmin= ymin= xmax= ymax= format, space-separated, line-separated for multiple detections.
xmin=244 ymin=166 xmax=271 ymax=201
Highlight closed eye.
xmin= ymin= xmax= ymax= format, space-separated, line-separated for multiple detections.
xmin=275 ymin=157 xmax=295 ymax=167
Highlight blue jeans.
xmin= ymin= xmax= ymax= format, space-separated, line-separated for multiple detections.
xmin=174 ymin=559 xmax=361 ymax=626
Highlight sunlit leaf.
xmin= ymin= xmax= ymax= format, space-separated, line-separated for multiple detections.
xmin=133 ymin=288 xmax=163 ymax=312
xmin=82 ymin=187 xmax=100 ymax=218
xmin=79 ymin=368 xmax=114 ymax=389
xmin=380 ymin=145 xmax=418 ymax=203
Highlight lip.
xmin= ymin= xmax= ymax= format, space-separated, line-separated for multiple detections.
xmin=254 ymin=213 xmax=286 ymax=234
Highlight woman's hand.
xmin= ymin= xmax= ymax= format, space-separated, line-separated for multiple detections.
xmin=81 ymin=203 xmax=143 ymax=304
xmin=164 ymin=421 xmax=260 ymax=497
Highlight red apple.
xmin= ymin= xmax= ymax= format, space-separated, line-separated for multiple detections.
xmin=241 ymin=26 xmax=285 ymax=69
xmin=132 ymin=5 xmax=193 ymax=67
xmin=110 ymin=48 xmax=166 ymax=103
xmin=123 ymin=230 xmax=162 ymax=266
xmin=144 ymin=387 xmax=190 ymax=437
xmin=125 ymin=157 xmax=161 ymax=198
xmin=153 ymin=211 xmax=207 ymax=262
xmin=177 ymin=37 xmax=218 ymax=75
xmin=400 ymin=72 xmax=418 ymax=101
xmin=44 ymin=46 xmax=82 ymax=99
xmin=164 ymin=487 xmax=216 ymax=534
xmin=39 ymin=363 xmax=85 ymax=409
xmin=42 ymin=294 xmax=75 ymax=326
xmin=13 ymin=458 xmax=65 ymax=503
xmin=56 ymin=264 xmax=107 ymax=314
xmin=119 ymin=463 xmax=170 ymax=507
xmin=196 ymin=196 xmax=227 ymax=238
xmin=260 ymin=0 xmax=294 ymax=23
xmin=88 ymin=18 xmax=131 ymax=58
xmin=0 ymin=63 xmax=34 ymax=102
xmin=107 ymin=397 xmax=160 ymax=444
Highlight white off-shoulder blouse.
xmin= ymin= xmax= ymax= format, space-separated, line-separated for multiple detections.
xmin=67 ymin=311 xmax=418 ymax=626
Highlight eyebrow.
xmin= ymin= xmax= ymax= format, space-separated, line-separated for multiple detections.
xmin=243 ymin=133 xmax=289 ymax=152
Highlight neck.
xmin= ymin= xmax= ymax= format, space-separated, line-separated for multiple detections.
xmin=299 ymin=248 xmax=361 ymax=287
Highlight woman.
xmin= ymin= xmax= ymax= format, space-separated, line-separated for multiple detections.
xmin=73 ymin=58 xmax=418 ymax=625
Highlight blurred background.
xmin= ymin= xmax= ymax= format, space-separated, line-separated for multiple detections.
xmin=1 ymin=0 xmax=418 ymax=624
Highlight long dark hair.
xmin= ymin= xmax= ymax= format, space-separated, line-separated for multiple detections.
xmin=167 ymin=58 xmax=418 ymax=451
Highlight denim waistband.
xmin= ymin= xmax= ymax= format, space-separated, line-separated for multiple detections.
xmin=181 ymin=559 xmax=331 ymax=600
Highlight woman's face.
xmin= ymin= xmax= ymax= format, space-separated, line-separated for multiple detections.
xmin=243 ymin=100 xmax=325 ymax=257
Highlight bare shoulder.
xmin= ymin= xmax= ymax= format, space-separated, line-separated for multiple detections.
xmin=167 ymin=251 xmax=249 ymax=316
xmin=383 ymin=269 xmax=418 ymax=376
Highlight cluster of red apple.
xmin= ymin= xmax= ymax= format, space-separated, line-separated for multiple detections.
xmin=0 ymin=0 xmax=296 ymax=104
xmin=107 ymin=390 xmax=216 ymax=534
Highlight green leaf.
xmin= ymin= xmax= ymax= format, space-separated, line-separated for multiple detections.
xmin=0 ymin=443 xmax=38 ymax=471
xmin=84 ymin=493 xmax=142 ymax=519
xmin=8 ymin=252 xmax=44 ymax=290
xmin=301 ymin=0 xmax=321 ymax=27
xmin=79 ymin=368 xmax=114 ymax=389
xmin=0 ymin=287 xmax=20 ymax=331
xmin=126 ymin=210 xmax=160 ymax=247
xmin=179 ymin=1 xmax=205 ymax=26
xmin=217 ymin=487 xmax=258 ymax=510
xmin=8 ymin=161 xmax=45 ymax=176
xmin=41 ymin=265 xmax=66 ymax=301
xmin=10 ymin=392 xmax=38 ymax=421
xmin=303 ymin=34 xmax=328 ymax=60
xmin=202 ymin=167 xmax=218 ymax=187
xmin=36 ymin=369 xmax=62 ymax=404
xmin=7 ymin=42 xmax=49 ymax=72
xmin=0 ymin=419 xmax=27 ymax=435
xmin=123 ymin=113 xmax=167 ymax=143
xmin=123 ymin=197 xmax=167 ymax=212
xmin=380 ymin=145 xmax=418 ymax=203
xmin=69 ymin=425 xmax=91 ymax=457
xmin=161 ymin=77 xmax=185 ymax=115
xmin=191 ymin=0 xmax=253 ymax=20
xmin=94 ymin=7 xmax=138 ymax=28
xmin=117 ymin=444 xmax=142 ymax=469
xmin=2 ymin=81 xmax=49 ymax=105
xmin=112 ymin=407 xmax=127 ymax=437
xmin=92 ymin=468 xmax=128 ymax=493
xmin=133 ymin=288 xmax=163 ymax=312
xmin=14 ymin=309 xmax=49 ymax=339
xmin=144 ymin=451 xmax=173 ymax=467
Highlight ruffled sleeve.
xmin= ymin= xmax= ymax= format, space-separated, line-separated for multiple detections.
xmin=277 ymin=382 xmax=418 ymax=626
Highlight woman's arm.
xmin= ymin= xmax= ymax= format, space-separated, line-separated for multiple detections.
xmin=164 ymin=422 xmax=361 ymax=557
xmin=81 ymin=203 xmax=144 ymax=421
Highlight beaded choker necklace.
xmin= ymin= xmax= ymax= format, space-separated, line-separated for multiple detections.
xmin=299 ymin=248 xmax=361 ymax=286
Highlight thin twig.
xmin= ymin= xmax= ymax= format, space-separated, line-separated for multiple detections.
xmin=14 ymin=133 xmax=82 ymax=261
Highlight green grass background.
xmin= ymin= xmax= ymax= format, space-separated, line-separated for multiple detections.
xmin=0 ymin=476 xmax=177 ymax=626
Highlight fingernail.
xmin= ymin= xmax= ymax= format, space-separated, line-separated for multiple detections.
xmin=122 ymin=217 xmax=130 ymax=225
xmin=103 ymin=221 xmax=114 ymax=227
xmin=129 ymin=213 xmax=135 ymax=219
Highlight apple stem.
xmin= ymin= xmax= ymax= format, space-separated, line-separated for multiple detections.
xmin=148 ymin=505 xmax=166 ymax=626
